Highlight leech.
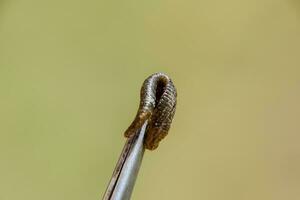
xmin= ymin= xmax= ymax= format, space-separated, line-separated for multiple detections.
xmin=124 ymin=72 xmax=177 ymax=150
xmin=102 ymin=73 xmax=177 ymax=199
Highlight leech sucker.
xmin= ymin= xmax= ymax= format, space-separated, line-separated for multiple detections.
xmin=124 ymin=72 xmax=177 ymax=150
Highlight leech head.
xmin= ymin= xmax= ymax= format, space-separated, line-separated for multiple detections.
xmin=124 ymin=72 xmax=177 ymax=150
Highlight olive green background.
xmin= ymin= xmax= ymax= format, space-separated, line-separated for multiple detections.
xmin=1 ymin=0 xmax=300 ymax=199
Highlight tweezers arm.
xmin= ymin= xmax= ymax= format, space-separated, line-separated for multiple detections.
xmin=103 ymin=122 xmax=147 ymax=200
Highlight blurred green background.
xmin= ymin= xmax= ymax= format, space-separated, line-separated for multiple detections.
xmin=1 ymin=0 xmax=300 ymax=199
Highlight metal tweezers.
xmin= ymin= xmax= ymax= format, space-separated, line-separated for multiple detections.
xmin=102 ymin=121 xmax=148 ymax=200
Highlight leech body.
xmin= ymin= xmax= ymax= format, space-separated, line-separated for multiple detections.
xmin=125 ymin=72 xmax=177 ymax=150
xmin=103 ymin=72 xmax=177 ymax=199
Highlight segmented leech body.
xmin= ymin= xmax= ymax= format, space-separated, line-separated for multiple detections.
xmin=124 ymin=72 xmax=177 ymax=150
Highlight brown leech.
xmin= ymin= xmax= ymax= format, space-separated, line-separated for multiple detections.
xmin=124 ymin=72 xmax=177 ymax=150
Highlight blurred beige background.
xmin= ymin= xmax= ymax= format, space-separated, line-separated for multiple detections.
xmin=1 ymin=0 xmax=300 ymax=199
